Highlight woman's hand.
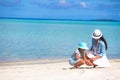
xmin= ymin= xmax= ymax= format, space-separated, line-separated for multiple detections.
xmin=90 ymin=54 xmax=100 ymax=61
xmin=90 ymin=57 xmax=96 ymax=61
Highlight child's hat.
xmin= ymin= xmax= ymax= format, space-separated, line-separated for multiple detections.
xmin=78 ymin=42 xmax=88 ymax=49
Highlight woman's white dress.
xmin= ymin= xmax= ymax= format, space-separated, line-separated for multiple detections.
xmin=93 ymin=55 xmax=110 ymax=67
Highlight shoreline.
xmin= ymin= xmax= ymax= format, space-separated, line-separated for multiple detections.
xmin=0 ymin=58 xmax=119 ymax=66
xmin=0 ymin=58 xmax=68 ymax=66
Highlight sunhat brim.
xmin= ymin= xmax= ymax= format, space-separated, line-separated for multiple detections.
xmin=92 ymin=32 xmax=102 ymax=39
xmin=92 ymin=34 xmax=102 ymax=39
xmin=78 ymin=46 xmax=88 ymax=50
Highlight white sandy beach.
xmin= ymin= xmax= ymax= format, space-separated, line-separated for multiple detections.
xmin=0 ymin=59 xmax=120 ymax=80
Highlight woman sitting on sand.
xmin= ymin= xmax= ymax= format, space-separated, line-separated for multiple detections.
xmin=85 ymin=29 xmax=110 ymax=68
xmin=69 ymin=42 xmax=88 ymax=69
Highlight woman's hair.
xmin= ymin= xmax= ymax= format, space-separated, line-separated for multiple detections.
xmin=100 ymin=36 xmax=108 ymax=50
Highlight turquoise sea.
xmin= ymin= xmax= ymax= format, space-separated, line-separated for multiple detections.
xmin=0 ymin=19 xmax=120 ymax=62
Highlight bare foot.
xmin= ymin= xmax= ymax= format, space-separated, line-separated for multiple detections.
xmin=93 ymin=65 xmax=98 ymax=68
xmin=70 ymin=67 xmax=78 ymax=69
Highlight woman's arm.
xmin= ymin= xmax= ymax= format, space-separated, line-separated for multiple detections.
xmin=99 ymin=41 xmax=106 ymax=57
xmin=90 ymin=54 xmax=100 ymax=61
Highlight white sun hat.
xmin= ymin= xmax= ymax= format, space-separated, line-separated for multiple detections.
xmin=78 ymin=42 xmax=88 ymax=50
xmin=92 ymin=29 xmax=102 ymax=39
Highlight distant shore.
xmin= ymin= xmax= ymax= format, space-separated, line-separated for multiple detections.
xmin=0 ymin=17 xmax=120 ymax=22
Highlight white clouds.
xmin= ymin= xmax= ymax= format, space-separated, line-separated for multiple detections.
xmin=80 ymin=2 xmax=87 ymax=8
xmin=58 ymin=0 xmax=71 ymax=8
xmin=58 ymin=0 xmax=88 ymax=9
xmin=59 ymin=0 xmax=67 ymax=4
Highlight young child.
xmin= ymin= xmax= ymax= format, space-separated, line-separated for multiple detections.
xmin=69 ymin=42 xmax=88 ymax=69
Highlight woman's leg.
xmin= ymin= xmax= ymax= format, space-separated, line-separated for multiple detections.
xmin=84 ymin=52 xmax=96 ymax=67
xmin=85 ymin=59 xmax=94 ymax=66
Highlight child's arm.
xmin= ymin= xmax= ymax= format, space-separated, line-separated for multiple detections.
xmin=75 ymin=53 xmax=80 ymax=60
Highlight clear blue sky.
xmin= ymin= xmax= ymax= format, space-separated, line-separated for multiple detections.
xmin=0 ymin=0 xmax=120 ymax=20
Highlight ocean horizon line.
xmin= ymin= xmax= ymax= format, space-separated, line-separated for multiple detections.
xmin=0 ymin=17 xmax=119 ymax=22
